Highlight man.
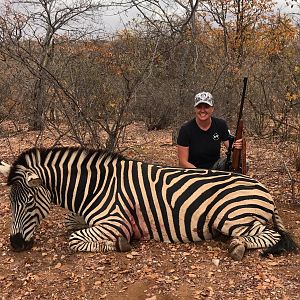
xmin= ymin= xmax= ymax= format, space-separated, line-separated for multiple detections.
xmin=177 ymin=91 xmax=242 ymax=170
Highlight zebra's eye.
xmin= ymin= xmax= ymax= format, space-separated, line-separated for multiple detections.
xmin=25 ymin=194 xmax=35 ymax=203
xmin=21 ymin=190 xmax=35 ymax=203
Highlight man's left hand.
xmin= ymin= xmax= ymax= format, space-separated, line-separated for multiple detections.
xmin=233 ymin=138 xmax=243 ymax=150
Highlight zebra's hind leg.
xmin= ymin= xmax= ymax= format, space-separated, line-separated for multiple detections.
xmin=228 ymin=221 xmax=282 ymax=261
xmin=228 ymin=237 xmax=246 ymax=261
xmin=68 ymin=226 xmax=132 ymax=253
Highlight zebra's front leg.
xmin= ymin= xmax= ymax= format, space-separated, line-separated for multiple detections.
xmin=228 ymin=222 xmax=282 ymax=261
xmin=68 ymin=226 xmax=132 ymax=253
xmin=65 ymin=212 xmax=89 ymax=231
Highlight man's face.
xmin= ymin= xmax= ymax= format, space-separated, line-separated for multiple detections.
xmin=194 ymin=103 xmax=214 ymax=121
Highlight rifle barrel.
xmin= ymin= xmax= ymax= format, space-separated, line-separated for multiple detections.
xmin=235 ymin=77 xmax=248 ymax=136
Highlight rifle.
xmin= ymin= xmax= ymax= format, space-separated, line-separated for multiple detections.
xmin=229 ymin=77 xmax=248 ymax=174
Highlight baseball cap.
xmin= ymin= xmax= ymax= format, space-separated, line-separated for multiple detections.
xmin=194 ymin=92 xmax=214 ymax=107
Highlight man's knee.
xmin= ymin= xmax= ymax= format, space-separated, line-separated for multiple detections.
xmin=211 ymin=157 xmax=227 ymax=170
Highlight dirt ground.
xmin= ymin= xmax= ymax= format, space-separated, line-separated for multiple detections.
xmin=0 ymin=123 xmax=299 ymax=300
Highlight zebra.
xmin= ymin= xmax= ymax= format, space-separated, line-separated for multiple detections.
xmin=0 ymin=147 xmax=298 ymax=261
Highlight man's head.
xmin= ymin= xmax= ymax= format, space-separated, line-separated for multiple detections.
xmin=194 ymin=92 xmax=214 ymax=107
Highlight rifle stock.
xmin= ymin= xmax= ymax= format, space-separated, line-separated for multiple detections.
xmin=231 ymin=119 xmax=243 ymax=172
xmin=242 ymin=134 xmax=247 ymax=174
xmin=230 ymin=77 xmax=248 ymax=174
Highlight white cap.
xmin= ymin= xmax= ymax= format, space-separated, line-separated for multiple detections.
xmin=194 ymin=92 xmax=214 ymax=107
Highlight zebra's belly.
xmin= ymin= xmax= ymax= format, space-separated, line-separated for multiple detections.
xmin=131 ymin=214 xmax=213 ymax=243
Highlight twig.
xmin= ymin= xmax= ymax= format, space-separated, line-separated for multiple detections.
xmin=283 ymin=162 xmax=298 ymax=204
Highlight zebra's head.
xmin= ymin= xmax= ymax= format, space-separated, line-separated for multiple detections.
xmin=7 ymin=167 xmax=52 ymax=251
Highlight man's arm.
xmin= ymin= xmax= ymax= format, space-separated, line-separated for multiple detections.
xmin=177 ymin=145 xmax=196 ymax=168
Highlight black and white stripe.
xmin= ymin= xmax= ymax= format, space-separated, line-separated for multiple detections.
xmin=4 ymin=147 xmax=298 ymax=260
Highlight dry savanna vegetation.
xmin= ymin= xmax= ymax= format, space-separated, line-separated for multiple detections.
xmin=0 ymin=0 xmax=300 ymax=299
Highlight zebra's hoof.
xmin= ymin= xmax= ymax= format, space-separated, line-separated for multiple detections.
xmin=116 ymin=236 xmax=131 ymax=252
xmin=229 ymin=243 xmax=246 ymax=261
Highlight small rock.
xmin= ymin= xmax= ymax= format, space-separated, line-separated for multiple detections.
xmin=212 ymin=258 xmax=220 ymax=267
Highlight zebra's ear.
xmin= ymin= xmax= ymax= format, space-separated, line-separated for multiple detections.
xmin=0 ymin=161 xmax=11 ymax=177
xmin=26 ymin=172 xmax=42 ymax=187
xmin=28 ymin=178 xmax=42 ymax=187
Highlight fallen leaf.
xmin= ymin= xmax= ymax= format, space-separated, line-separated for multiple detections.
xmin=54 ymin=262 xmax=62 ymax=269
xmin=145 ymin=296 xmax=157 ymax=300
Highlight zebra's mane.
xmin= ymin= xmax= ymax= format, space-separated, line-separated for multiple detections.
xmin=7 ymin=146 xmax=127 ymax=185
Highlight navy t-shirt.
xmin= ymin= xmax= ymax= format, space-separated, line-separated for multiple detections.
xmin=177 ymin=117 xmax=230 ymax=169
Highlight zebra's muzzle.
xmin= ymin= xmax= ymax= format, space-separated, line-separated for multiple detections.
xmin=10 ymin=233 xmax=34 ymax=251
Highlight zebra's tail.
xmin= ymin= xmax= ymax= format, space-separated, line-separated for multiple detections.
xmin=262 ymin=207 xmax=298 ymax=257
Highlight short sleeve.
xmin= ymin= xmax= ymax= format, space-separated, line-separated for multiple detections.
xmin=177 ymin=125 xmax=190 ymax=147
xmin=220 ymin=119 xmax=230 ymax=141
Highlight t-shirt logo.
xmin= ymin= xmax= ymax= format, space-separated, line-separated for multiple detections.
xmin=213 ymin=133 xmax=219 ymax=140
